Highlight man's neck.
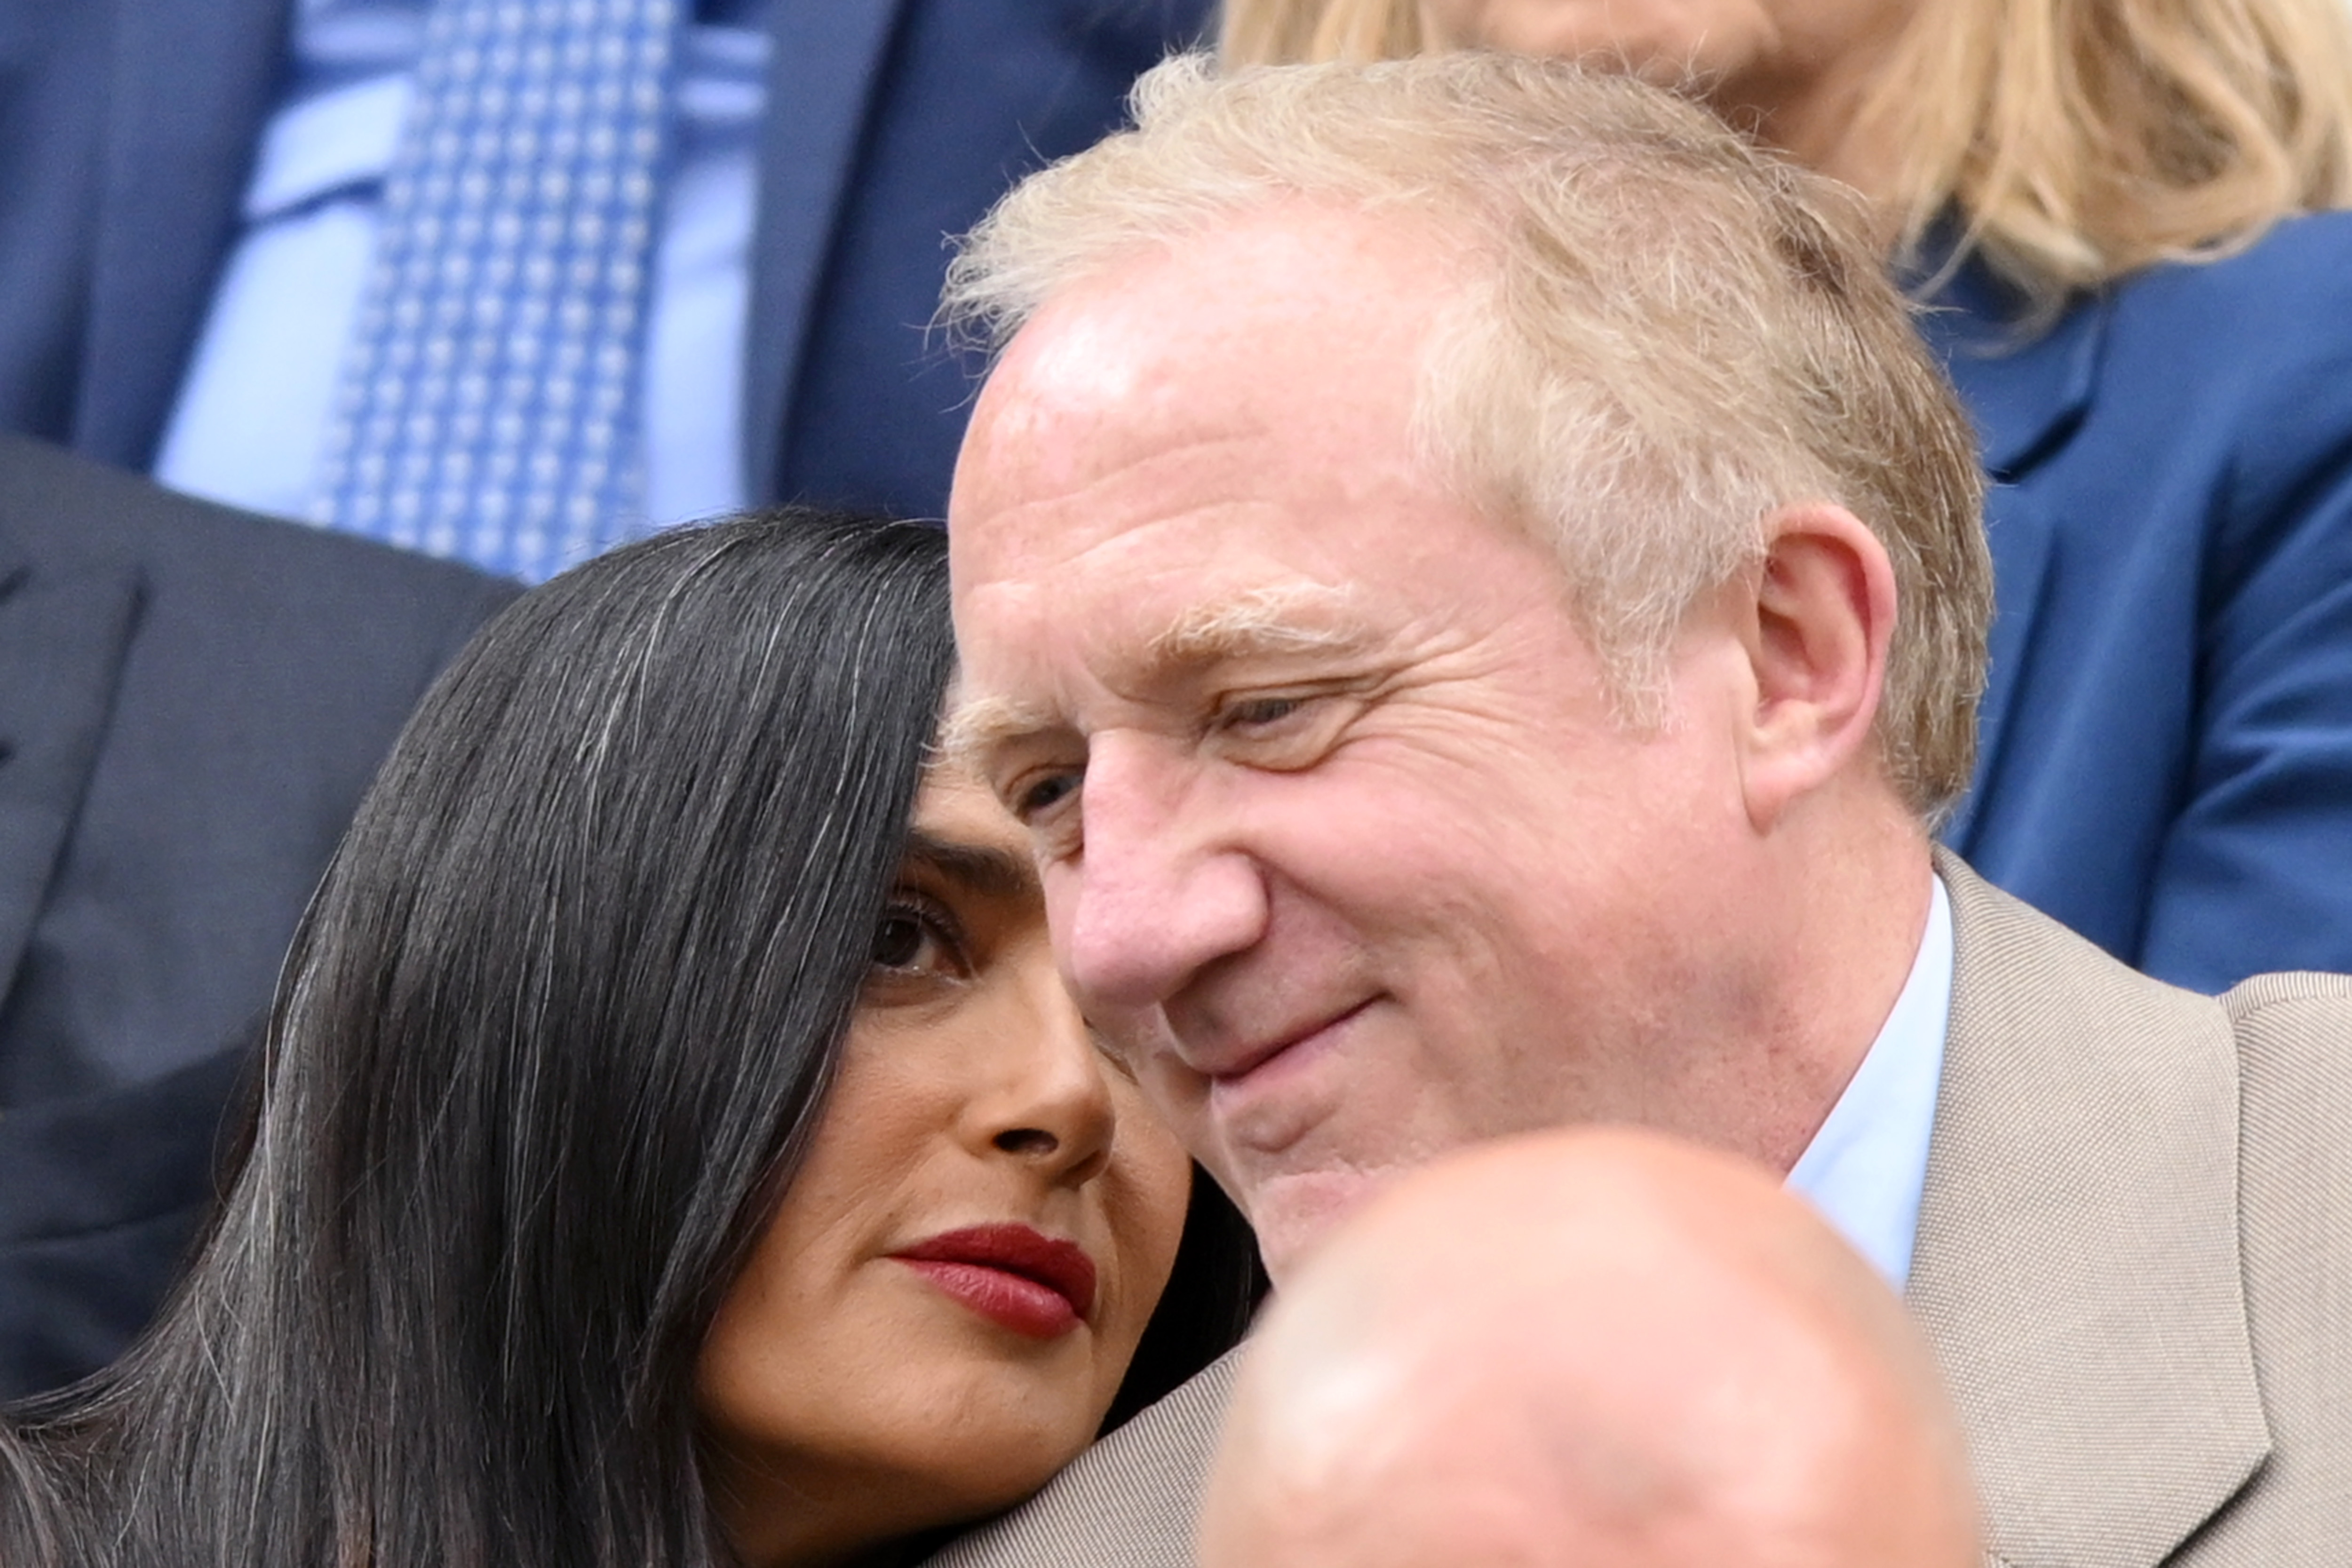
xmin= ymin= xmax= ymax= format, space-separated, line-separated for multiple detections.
xmin=1703 ymin=808 xmax=1939 ymax=1179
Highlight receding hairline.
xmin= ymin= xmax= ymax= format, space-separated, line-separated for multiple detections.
xmin=946 ymin=51 xmax=1990 ymax=818
xmin=950 ymin=186 xmax=1491 ymax=366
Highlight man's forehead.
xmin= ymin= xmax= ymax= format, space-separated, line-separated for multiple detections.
xmin=946 ymin=203 xmax=1481 ymax=735
xmin=953 ymin=203 xmax=1470 ymax=518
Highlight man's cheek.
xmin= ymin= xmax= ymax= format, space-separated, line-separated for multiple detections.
xmin=1134 ymin=1051 xmax=1220 ymax=1152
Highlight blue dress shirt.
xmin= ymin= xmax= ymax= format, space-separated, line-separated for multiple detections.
xmin=156 ymin=0 xmax=768 ymax=530
xmin=1786 ymin=874 xmax=1953 ymax=1289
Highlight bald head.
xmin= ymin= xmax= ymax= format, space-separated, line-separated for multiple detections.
xmin=1198 ymin=1130 xmax=1979 ymax=1568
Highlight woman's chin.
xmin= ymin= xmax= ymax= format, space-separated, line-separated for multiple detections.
xmin=705 ymin=1410 xmax=1093 ymax=1568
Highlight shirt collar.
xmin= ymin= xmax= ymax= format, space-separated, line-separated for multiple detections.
xmin=1785 ymin=874 xmax=1954 ymax=1290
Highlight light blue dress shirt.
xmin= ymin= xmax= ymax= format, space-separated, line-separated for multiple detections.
xmin=156 ymin=0 xmax=769 ymax=531
xmin=1785 ymin=874 xmax=1954 ymax=1290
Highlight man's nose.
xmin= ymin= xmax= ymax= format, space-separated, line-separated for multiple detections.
xmin=1053 ymin=737 xmax=1268 ymax=1014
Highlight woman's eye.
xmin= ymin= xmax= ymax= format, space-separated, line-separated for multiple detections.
xmin=871 ymin=902 xmax=965 ymax=978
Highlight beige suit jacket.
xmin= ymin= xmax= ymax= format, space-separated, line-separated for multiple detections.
xmin=923 ymin=855 xmax=2352 ymax=1567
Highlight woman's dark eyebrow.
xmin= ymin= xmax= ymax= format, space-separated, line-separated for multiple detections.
xmin=900 ymin=831 xmax=1041 ymax=903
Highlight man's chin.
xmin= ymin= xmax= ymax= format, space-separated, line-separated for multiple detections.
xmin=1244 ymin=1167 xmax=1408 ymax=1286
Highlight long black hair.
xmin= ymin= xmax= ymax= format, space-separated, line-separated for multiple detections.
xmin=2 ymin=509 xmax=1258 ymax=1568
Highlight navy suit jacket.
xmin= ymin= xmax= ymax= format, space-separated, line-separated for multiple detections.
xmin=0 ymin=0 xmax=1211 ymax=523
xmin=1927 ymin=213 xmax=2352 ymax=992
xmin=0 ymin=435 xmax=516 ymax=1399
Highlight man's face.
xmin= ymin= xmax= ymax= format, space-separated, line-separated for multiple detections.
xmin=949 ymin=208 xmax=1764 ymax=1274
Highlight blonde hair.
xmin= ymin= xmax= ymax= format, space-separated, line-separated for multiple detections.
xmin=1222 ymin=0 xmax=2352 ymax=299
xmin=1222 ymin=0 xmax=1427 ymax=66
xmin=946 ymin=54 xmax=1991 ymax=821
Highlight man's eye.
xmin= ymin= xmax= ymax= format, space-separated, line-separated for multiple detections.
xmin=1222 ymin=695 xmax=1305 ymax=729
xmin=1210 ymin=690 xmax=1356 ymax=772
xmin=871 ymin=900 xmax=966 ymax=978
xmin=1014 ymin=770 xmax=1081 ymax=822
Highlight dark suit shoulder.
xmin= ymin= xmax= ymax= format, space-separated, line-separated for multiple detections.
xmin=0 ymin=433 xmax=516 ymax=1093
xmin=0 ymin=431 xmax=518 ymax=638
xmin=0 ymin=434 xmax=519 ymax=811
xmin=0 ymin=437 xmax=515 ymax=1394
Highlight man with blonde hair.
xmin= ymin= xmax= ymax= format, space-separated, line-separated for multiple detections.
xmin=1197 ymin=1129 xmax=1981 ymax=1568
xmin=923 ymin=53 xmax=2352 ymax=1568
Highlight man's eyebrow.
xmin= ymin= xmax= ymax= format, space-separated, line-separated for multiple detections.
xmin=898 ymin=829 xmax=1041 ymax=903
xmin=939 ymin=693 xmax=1059 ymax=767
xmin=1146 ymin=585 xmax=1370 ymax=664
xmin=939 ymin=584 xmax=1373 ymax=766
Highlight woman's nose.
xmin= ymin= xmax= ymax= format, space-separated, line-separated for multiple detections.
xmin=965 ymin=946 xmax=1117 ymax=1187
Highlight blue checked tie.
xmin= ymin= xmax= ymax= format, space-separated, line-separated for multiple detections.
xmin=312 ymin=0 xmax=680 ymax=582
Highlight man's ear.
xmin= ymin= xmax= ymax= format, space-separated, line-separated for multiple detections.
xmin=1732 ymin=504 xmax=1896 ymax=832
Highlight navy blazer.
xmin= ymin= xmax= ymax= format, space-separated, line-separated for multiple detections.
xmin=0 ymin=0 xmax=1212 ymax=523
xmin=0 ymin=435 xmax=516 ymax=1399
xmin=1926 ymin=213 xmax=2352 ymax=992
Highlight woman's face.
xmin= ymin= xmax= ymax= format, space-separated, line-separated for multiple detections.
xmin=1416 ymin=0 xmax=1914 ymax=177
xmin=696 ymin=766 xmax=1194 ymax=1568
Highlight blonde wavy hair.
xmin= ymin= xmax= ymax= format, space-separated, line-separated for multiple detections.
xmin=947 ymin=54 xmax=1990 ymax=821
xmin=1222 ymin=0 xmax=2352 ymax=300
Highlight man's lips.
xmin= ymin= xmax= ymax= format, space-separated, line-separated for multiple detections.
xmin=1184 ymin=999 xmax=1376 ymax=1160
xmin=892 ymin=1224 xmax=1098 ymax=1339
xmin=1192 ymin=999 xmax=1373 ymax=1084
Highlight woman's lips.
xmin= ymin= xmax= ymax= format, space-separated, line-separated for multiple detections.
xmin=893 ymin=1224 xmax=1099 ymax=1339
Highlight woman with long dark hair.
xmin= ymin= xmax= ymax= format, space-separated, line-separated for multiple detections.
xmin=0 ymin=508 xmax=1258 ymax=1568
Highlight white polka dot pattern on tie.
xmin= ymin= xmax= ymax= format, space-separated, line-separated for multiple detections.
xmin=312 ymin=0 xmax=680 ymax=583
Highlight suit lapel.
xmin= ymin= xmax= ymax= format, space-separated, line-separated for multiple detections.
xmin=741 ymin=0 xmax=911 ymax=498
xmin=1911 ymin=853 xmax=2267 ymax=1567
xmin=1916 ymin=257 xmax=2110 ymax=483
xmin=74 ymin=0 xmax=291 ymax=467
xmin=1942 ymin=484 xmax=2056 ymax=853
xmin=0 ymin=535 xmax=143 ymax=1022
xmin=1920 ymin=263 xmax=2109 ymax=856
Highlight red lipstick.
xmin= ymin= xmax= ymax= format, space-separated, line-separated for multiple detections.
xmin=893 ymin=1224 xmax=1098 ymax=1339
